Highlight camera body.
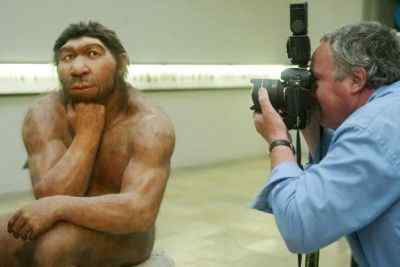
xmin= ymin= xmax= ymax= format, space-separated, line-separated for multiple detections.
xmin=250 ymin=2 xmax=315 ymax=130
xmin=251 ymin=67 xmax=314 ymax=129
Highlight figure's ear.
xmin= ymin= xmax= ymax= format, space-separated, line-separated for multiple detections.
xmin=350 ymin=67 xmax=368 ymax=94
xmin=117 ymin=53 xmax=129 ymax=74
xmin=120 ymin=53 xmax=129 ymax=66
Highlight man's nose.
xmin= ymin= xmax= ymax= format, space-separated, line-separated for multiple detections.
xmin=70 ymin=57 xmax=90 ymax=77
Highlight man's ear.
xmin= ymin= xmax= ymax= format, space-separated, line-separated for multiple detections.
xmin=350 ymin=67 xmax=368 ymax=94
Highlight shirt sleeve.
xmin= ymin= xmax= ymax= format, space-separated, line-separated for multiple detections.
xmin=252 ymin=125 xmax=400 ymax=253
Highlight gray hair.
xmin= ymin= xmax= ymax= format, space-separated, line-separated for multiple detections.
xmin=321 ymin=21 xmax=400 ymax=89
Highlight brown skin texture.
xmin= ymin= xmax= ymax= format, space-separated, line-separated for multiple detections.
xmin=0 ymin=37 xmax=175 ymax=267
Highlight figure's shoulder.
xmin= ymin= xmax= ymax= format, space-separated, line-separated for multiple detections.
xmin=23 ymin=91 xmax=66 ymax=135
xmin=25 ymin=91 xmax=64 ymax=118
xmin=125 ymin=87 xmax=175 ymax=153
xmin=126 ymin=86 xmax=174 ymax=131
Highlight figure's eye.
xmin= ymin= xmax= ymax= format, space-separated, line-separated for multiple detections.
xmin=88 ymin=50 xmax=101 ymax=58
xmin=61 ymin=54 xmax=74 ymax=62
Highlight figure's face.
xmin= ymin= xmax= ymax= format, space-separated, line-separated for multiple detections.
xmin=311 ymin=41 xmax=355 ymax=129
xmin=57 ymin=36 xmax=118 ymax=102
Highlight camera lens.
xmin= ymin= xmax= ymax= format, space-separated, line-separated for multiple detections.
xmin=267 ymin=81 xmax=286 ymax=112
xmin=250 ymin=79 xmax=286 ymax=113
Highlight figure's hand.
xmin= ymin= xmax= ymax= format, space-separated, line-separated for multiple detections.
xmin=253 ymin=87 xmax=289 ymax=144
xmin=67 ymin=102 xmax=105 ymax=135
xmin=7 ymin=197 xmax=61 ymax=241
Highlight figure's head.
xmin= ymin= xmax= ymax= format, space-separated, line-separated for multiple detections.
xmin=311 ymin=22 xmax=400 ymax=129
xmin=53 ymin=21 xmax=129 ymax=102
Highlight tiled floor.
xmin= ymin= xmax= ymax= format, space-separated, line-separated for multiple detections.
xmin=155 ymin=157 xmax=351 ymax=267
xmin=0 ymin=157 xmax=351 ymax=267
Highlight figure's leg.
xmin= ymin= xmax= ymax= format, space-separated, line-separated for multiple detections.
xmin=32 ymin=222 xmax=154 ymax=267
xmin=0 ymin=213 xmax=35 ymax=267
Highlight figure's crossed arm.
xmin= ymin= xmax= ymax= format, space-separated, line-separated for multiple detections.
xmin=9 ymin=113 xmax=175 ymax=239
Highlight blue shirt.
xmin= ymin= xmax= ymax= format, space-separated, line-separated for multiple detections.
xmin=252 ymin=81 xmax=400 ymax=267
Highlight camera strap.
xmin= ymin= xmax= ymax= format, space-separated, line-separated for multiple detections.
xmin=296 ymin=129 xmax=303 ymax=169
xmin=295 ymin=129 xmax=319 ymax=267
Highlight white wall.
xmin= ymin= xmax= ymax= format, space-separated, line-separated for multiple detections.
xmin=1 ymin=0 xmax=365 ymax=64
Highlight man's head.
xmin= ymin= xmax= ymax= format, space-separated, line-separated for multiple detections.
xmin=53 ymin=21 xmax=129 ymax=102
xmin=311 ymin=22 xmax=400 ymax=128
xmin=321 ymin=21 xmax=400 ymax=89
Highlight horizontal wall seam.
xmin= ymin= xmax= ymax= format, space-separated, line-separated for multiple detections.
xmin=0 ymin=64 xmax=289 ymax=94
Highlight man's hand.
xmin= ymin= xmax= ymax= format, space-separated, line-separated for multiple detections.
xmin=253 ymin=87 xmax=289 ymax=144
xmin=67 ymin=102 xmax=106 ymax=135
xmin=7 ymin=197 xmax=61 ymax=241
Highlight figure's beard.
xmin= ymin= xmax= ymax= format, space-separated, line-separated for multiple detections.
xmin=59 ymin=74 xmax=124 ymax=103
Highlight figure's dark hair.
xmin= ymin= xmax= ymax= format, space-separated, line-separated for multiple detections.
xmin=321 ymin=21 xmax=400 ymax=89
xmin=53 ymin=21 xmax=128 ymax=66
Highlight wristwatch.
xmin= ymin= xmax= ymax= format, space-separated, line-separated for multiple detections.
xmin=269 ymin=139 xmax=295 ymax=153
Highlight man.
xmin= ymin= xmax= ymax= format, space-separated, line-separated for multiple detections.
xmin=0 ymin=21 xmax=175 ymax=267
xmin=252 ymin=21 xmax=400 ymax=267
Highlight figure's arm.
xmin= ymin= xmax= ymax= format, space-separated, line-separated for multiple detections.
xmin=9 ymin=113 xmax=174 ymax=240
xmin=56 ymin=114 xmax=175 ymax=234
xmin=23 ymin=101 xmax=105 ymax=198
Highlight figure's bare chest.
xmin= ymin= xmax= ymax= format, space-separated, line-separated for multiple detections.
xmin=90 ymin=128 xmax=132 ymax=193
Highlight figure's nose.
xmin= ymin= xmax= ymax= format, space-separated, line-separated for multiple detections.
xmin=70 ymin=56 xmax=90 ymax=77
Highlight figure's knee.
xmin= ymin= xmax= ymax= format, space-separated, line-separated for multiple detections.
xmin=33 ymin=222 xmax=83 ymax=267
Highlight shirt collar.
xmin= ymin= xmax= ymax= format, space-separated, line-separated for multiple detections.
xmin=368 ymin=80 xmax=400 ymax=102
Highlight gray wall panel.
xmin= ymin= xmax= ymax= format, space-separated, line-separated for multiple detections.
xmin=1 ymin=0 xmax=365 ymax=64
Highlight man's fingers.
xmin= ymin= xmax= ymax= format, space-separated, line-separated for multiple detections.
xmin=258 ymin=87 xmax=274 ymax=114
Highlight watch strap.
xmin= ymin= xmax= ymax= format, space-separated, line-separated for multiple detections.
xmin=269 ymin=139 xmax=295 ymax=153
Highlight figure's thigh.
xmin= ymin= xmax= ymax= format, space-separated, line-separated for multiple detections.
xmin=34 ymin=222 xmax=154 ymax=267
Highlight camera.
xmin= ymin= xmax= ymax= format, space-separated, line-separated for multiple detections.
xmin=250 ymin=2 xmax=315 ymax=130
